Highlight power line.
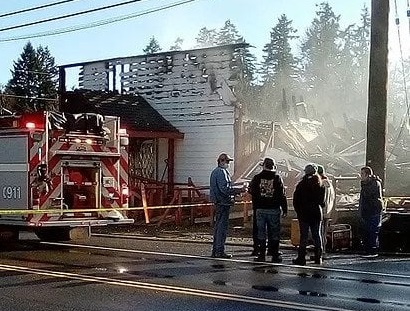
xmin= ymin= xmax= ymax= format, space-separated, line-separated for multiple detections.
xmin=0 ymin=0 xmax=146 ymax=32
xmin=0 ymin=93 xmax=57 ymax=102
xmin=0 ymin=0 xmax=196 ymax=42
xmin=14 ymin=69 xmax=57 ymax=76
xmin=0 ymin=0 xmax=80 ymax=19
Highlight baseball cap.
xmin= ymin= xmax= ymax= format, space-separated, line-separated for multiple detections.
xmin=217 ymin=153 xmax=234 ymax=163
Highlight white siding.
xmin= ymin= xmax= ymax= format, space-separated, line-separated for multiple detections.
xmin=174 ymin=125 xmax=234 ymax=186
xmin=80 ymin=44 xmax=245 ymax=186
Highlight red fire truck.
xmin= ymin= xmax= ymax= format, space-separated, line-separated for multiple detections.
xmin=0 ymin=110 xmax=133 ymax=241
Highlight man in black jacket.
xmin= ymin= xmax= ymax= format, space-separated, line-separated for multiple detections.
xmin=359 ymin=166 xmax=383 ymax=258
xmin=292 ymin=164 xmax=325 ymax=265
xmin=249 ymin=158 xmax=288 ymax=262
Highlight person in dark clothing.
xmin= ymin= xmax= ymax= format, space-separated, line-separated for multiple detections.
xmin=359 ymin=166 xmax=383 ymax=258
xmin=292 ymin=164 xmax=325 ymax=265
xmin=248 ymin=158 xmax=288 ymax=263
xmin=250 ymin=178 xmax=277 ymax=256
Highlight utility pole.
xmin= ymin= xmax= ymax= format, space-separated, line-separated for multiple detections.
xmin=366 ymin=0 xmax=389 ymax=182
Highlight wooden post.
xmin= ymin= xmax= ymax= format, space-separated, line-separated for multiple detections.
xmin=243 ymin=201 xmax=249 ymax=223
xmin=141 ymin=183 xmax=150 ymax=224
xmin=366 ymin=0 xmax=389 ymax=182
xmin=176 ymin=190 xmax=182 ymax=225
xmin=243 ymin=192 xmax=251 ymax=228
xmin=168 ymin=139 xmax=175 ymax=195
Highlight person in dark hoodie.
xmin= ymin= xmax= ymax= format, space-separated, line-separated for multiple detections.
xmin=292 ymin=164 xmax=325 ymax=265
xmin=359 ymin=166 xmax=383 ymax=258
xmin=248 ymin=158 xmax=288 ymax=263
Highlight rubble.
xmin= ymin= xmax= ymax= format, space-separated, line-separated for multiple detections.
xmin=239 ymin=114 xmax=409 ymax=198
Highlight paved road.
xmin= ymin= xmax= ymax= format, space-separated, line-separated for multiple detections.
xmin=0 ymin=233 xmax=409 ymax=311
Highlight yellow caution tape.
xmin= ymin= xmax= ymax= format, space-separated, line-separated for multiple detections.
xmin=0 ymin=201 xmax=252 ymax=215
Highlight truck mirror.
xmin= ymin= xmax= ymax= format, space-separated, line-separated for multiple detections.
xmin=31 ymin=132 xmax=43 ymax=142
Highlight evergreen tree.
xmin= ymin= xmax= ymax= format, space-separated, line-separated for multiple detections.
xmin=354 ymin=6 xmax=371 ymax=72
xmin=143 ymin=36 xmax=162 ymax=54
xmin=300 ymin=2 xmax=342 ymax=117
xmin=259 ymin=14 xmax=299 ymax=121
xmin=0 ymin=84 xmax=13 ymax=114
xmin=195 ymin=27 xmax=217 ymax=47
xmin=388 ymin=60 xmax=410 ymax=125
xmin=238 ymin=37 xmax=257 ymax=82
xmin=338 ymin=5 xmax=370 ymax=119
xmin=213 ymin=20 xmax=258 ymax=116
xmin=352 ymin=5 xmax=370 ymax=112
xmin=216 ymin=20 xmax=241 ymax=45
xmin=261 ymin=14 xmax=298 ymax=83
xmin=36 ymin=45 xmax=58 ymax=101
xmin=6 ymin=42 xmax=57 ymax=112
xmin=169 ymin=37 xmax=184 ymax=51
xmin=214 ymin=21 xmax=257 ymax=82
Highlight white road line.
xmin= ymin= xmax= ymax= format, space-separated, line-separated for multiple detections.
xmin=41 ymin=241 xmax=410 ymax=280
xmin=0 ymin=263 xmax=353 ymax=311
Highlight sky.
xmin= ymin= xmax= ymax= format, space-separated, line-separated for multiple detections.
xmin=0 ymin=0 xmax=409 ymax=88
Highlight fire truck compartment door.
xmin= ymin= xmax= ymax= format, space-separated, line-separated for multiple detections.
xmin=0 ymin=135 xmax=29 ymax=210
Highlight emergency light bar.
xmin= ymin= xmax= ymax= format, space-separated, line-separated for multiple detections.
xmin=25 ymin=122 xmax=36 ymax=129
xmin=59 ymin=137 xmax=104 ymax=145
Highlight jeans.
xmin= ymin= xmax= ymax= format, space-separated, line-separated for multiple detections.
xmin=362 ymin=214 xmax=382 ymax=254
xmin=212 ymin=203 xmax=231 ymax=255
xmin=299 ymin=219 xmax=323 ymax=252
xmin=256 ymin=209 xmax=281 ymax=243
xmin=253 ymin=209 xmax=274 ymax=250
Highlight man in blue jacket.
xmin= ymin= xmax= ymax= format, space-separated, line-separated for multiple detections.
xmin=210 ymin=153 xmax=243 ymax=258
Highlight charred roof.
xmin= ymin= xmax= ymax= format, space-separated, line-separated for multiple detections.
xmin=60 ymin=90 xmax=183 ymax=139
